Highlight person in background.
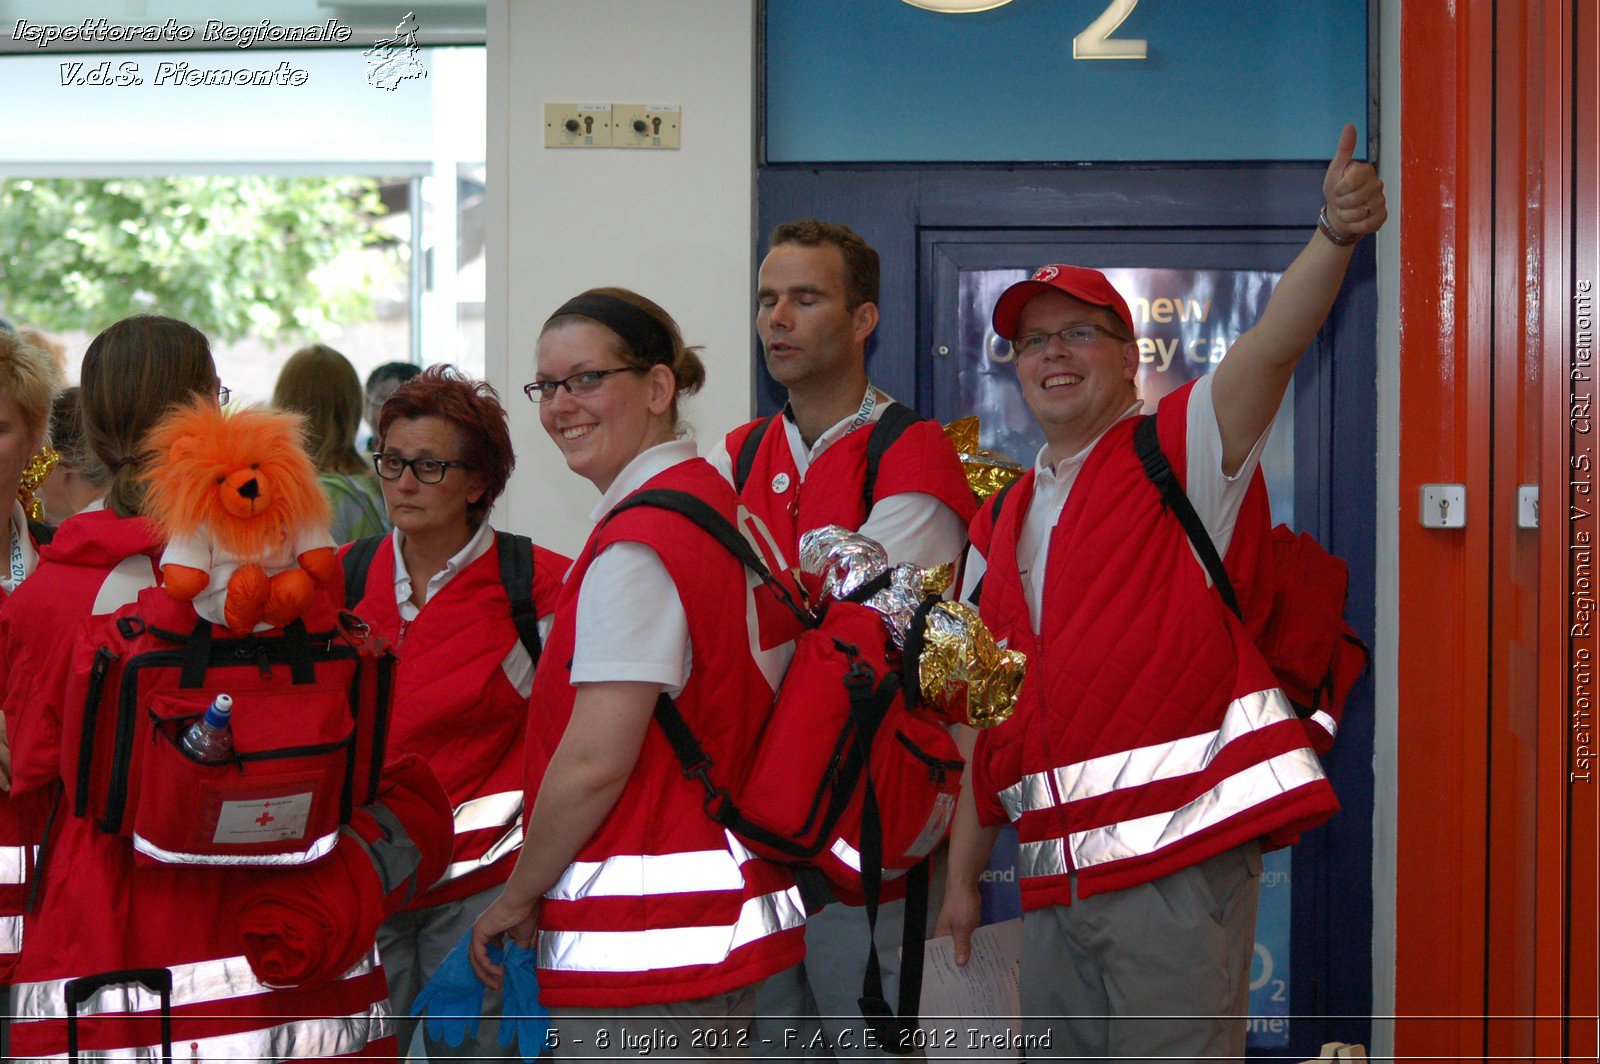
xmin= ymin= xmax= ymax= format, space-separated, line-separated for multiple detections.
xmin=17 ymin=329 xmax=67 ymax=389
xmin=0 ymin=328 xmax=57 ymax=604
xmin=274 ymin=344 xmax=390 ymax=543
xmin=344 ymin=364 xmax=568 ymax=1060
xmin=471 ymin=288 xmax=806 ymax=1056
xmin=706 ymin=219 xmax=976 ymax=1058
xmin=38 ymin=388 xmax=109 ymax=525
xmin=363 ymin=361 xmax=422 ymax=453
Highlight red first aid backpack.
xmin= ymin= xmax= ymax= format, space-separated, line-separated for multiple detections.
xmin=604 ymin=489 xmax=963 ymax=1054
xmin=1131 ymin=414 xmax=1370 ymax=751
xmin=59 ymin=585 xmax=395 ymax=868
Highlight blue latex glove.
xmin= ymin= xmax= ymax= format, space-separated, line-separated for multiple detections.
xmin=410 ymin=932 xmax=486 ymax=1048
xmin=499 ymin=941 xmax=551 ymax=1062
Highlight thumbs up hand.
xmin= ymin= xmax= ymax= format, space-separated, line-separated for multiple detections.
xmin=1322 ymin=122 xmax=1387 ymax=241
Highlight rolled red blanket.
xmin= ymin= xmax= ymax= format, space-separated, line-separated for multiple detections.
xmin=237 ymin=836 xmax=385 ymax=987
xmin=237 ymin=754 xmax=454 ymax=986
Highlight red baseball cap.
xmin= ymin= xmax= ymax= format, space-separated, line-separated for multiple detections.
xmin=991 ymin=265 xmax=1135 ymax=341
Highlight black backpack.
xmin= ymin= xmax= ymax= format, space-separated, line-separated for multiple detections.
xmin=733 ymin=403 xmax=921 ymax=512
xmin=340 ymin=531 xmax=543 ymax=663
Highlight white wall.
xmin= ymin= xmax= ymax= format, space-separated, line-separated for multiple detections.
xmin=485 ymin=0 xmax=755 ymax=557
xmin=1370 ymin=0 xmax=1402 ymax=1055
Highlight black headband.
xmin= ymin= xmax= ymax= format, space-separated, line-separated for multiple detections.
xmin=545 ymin=293 xmax=674 ymax=367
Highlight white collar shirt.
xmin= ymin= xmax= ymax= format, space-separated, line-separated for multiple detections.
xmin=393 ymin=518 xmax=496 ymax=622
xmin=5 ymin=499 xmax=39 ymax=593
xmin=781 ymin=385 xmax=890 ymax=476
xmin=1016 ymin=400 xmax=1146 ymax=633
xmin=587 ymin=438 xmax=700 ymax=523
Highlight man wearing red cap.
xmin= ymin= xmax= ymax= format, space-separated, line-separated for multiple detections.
xmin=937 ymin=124 xmax=1387 ymax=1059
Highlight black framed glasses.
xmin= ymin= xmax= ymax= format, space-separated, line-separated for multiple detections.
xmin=524 ymin=367 xmax=640 ymax=403
xmin=1011 ymin=323 xmax=1131 ymax=356
xmin=217 ymin=385 xmax=231 ymax=406
xmin=372 ymin=452 xmax=469 ymax=484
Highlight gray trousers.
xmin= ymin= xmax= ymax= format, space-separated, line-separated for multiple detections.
xmin=550 ymin=983 xmax=761 ymax=1059
xmin=751 ymin=898 xmax=910 ymax=1060
xmin=376 ymin=885 xmax=503 ymax=1061
xmin=1020 ymin=841 xmax=1263 ymax=1063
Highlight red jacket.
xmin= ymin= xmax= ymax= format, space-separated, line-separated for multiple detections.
xmin=525 ymin=458 xmax=806 ymax=1008
xmin=1 ymin=510 xmax=450 ymax=1061
xmin=968 ymin=382 xmax=1338 ymax=911
xmin=0 ymin=510 xmax=163 ymax=980
xmin=722 ymin=405 xmax=977 ymax=566
xmin=342 ymin=532 xmax=567 ymax=908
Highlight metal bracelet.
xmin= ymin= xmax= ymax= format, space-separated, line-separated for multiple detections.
xmin=1318 ymin=205 xmax=1360 ymax=247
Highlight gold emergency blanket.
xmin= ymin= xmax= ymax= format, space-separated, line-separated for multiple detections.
xmin=799 ymin=526 xmax=1025 ymax=729
xmin=943 ymin=416 xmax=1025 ymax=501
xmin=17 ymin=446 xmax=59 ymax=522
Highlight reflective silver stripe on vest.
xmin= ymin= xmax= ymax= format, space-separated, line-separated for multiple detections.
xmin=452 ymin=790 xmax=523 ymax=835
xmin=546 ymin=833 xmax=750 ymax=901
xmin=1050 ymin=689 xmax=1297 ymax=806
xmin=826 ymin=838 xmax=907 ymax=881
xmin=1 ymin=843 xmax=36 ymax=884
xmin=994 ymin=689 xmax=1301 ymax=823
xmin=1069 ymin=748 xmax=1326 ymax=870
xmin=11 ymin=1002 xmax=393 ymax=1062
xmin=538 ymin=885 xmax=805 ymax=974
xmin=996 ymin=773 xmax=1052 ymax=823
xmin=1310 ymin=709 xmax=1338 ymax=738
xmin=11 ymin=950 xmax=379 ymax=1021
xmin=1015 ymin=837 xmax=1068 ymax=880
xmin=130 ymin=829 xmax=339 ymax=868
xmin=0 ymin=913 xmax=21 ymax=953
xmin=440 ymin=822 xmax=524 ymax=885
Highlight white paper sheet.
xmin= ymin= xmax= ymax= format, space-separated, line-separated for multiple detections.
xmin=917 ymin=919 xmax=1027 ymax=1060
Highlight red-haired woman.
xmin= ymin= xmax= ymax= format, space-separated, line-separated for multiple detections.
xmin=469 ymin=289 xmax=805 ymax=1056
xmin=342 ymin=364 xmax=568 ymax=1059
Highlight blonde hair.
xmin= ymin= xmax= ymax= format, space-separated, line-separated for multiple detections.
xmin=0 ymin=329 xmax=56 ymax=445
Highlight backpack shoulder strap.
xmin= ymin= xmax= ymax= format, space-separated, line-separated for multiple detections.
xmin=26 ymin=518 xmax=55 ymax=546
xmin=606 ymin=488 xmax=811 ymax=627
xmin=967 ymin=476 xmax=1021 ymax=607
xmin=495 ymin=531 xmax=542 ymax=664
xmin=861 ymin=402 xmax=921 ymax=513
xmin=1132 ymin=414 xmax=1242 ymax=619
xmin=733 ymin=416 xmax=777 ymax=494
xmin=341 ymin=534 xmax=387 ymax=611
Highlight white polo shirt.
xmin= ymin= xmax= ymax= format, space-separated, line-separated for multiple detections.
xmin=960 ymin=375 xmax=1272 ymax=632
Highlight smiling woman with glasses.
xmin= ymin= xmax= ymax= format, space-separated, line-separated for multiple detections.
xmin=341 ymin=363 xmax=569 ymax=1061
xmin=470 ymin=287 xmax=806 ymax=1052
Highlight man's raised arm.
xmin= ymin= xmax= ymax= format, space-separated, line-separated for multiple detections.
xmin=1212 ymin=122 xmax=1388 ymax=474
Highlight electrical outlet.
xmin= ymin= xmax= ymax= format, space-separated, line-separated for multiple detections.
xmin=612 ymin=104 xmax=680 ymax=149
xmin=545 ymin=103 xmax=613 ymax=148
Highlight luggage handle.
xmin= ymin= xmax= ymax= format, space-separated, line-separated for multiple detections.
xmin=66 ymin=967 xmax=173 ymax=1064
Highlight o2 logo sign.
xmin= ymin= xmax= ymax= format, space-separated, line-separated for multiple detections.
xmin=901 ymin=0 xmax=1148 ymax=59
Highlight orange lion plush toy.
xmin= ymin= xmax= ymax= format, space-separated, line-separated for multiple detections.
xmin=143 ymin=398 xmax=339 ymax=635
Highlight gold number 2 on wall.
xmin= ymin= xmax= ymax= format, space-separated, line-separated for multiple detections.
xmin=901 ymin=0 xmax=1148 ymax=61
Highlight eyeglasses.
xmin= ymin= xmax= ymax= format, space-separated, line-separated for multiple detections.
xmin=372 ymin=452 xmax=469 ymax=484
xmin=1010 ymin=324 xmax=1130 ymax=356
xmin=524 ymin=367 xmax=640 ymax=403
xmin=217 ymin=386 xmax=231 ymax=406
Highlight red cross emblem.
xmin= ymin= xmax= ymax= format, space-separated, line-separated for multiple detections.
xmin=255 ymin=807 xmax=275 ymax=827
